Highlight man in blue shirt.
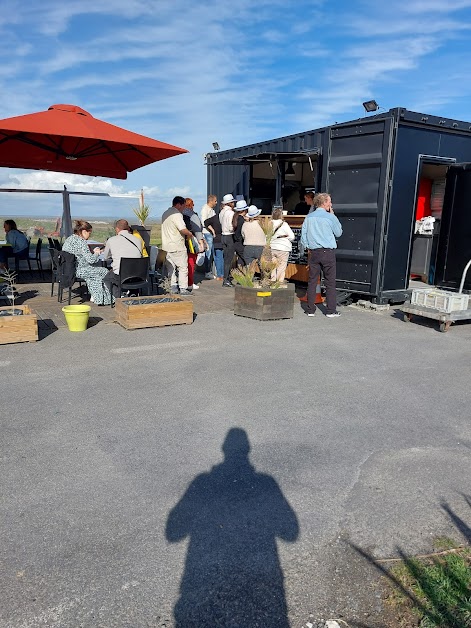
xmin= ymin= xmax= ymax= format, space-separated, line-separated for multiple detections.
xmin=300 ymin=193 xmax=342 ymax=317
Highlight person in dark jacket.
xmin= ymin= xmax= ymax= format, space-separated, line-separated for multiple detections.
xmin=232 ymin=200 xmax=248 ymax=266
xmin=0 ymin=219 xmax=29 ymax=274
xmin=204 ymin=213 xmax=224 ymax=280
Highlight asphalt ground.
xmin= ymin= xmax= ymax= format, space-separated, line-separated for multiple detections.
xmin=1 ymin=300 xmax=470 ymax=627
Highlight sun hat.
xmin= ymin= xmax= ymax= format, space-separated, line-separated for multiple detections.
xmin=235 ymin=199 xmax=248 ymax=211
xmin=222 ymin=193 xmax=236 ymax=204
xmin=235 ymin=194 xmax=245 ymax=201
xmin=246 ymin=205 xmax=261 ymax=218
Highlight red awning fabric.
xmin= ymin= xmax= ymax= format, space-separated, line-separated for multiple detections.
xmin=0 ymin=104 xmax=188 ymax=179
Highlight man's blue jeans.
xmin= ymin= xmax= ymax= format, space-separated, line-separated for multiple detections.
xmin=213 ymin=248 xmax=224 ymax=278
xmin=203 ymin=233 xmax=213 ymax=273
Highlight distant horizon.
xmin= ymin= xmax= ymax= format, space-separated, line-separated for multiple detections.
xmin=9 ymin=214 xmax=163 ymax=224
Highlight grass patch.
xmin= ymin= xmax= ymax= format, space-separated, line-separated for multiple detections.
xmin=388 ymin=539 xmax=471 ymax=627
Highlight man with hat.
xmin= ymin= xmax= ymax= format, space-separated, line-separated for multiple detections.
xmin=233 ymin=199 xmax=249 ymax=266
xmin=219 ymin=193 xmax=237 ymax=286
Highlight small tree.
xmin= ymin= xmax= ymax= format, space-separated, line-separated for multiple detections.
xmin=132 ymin=203 xmax=151 ymax=226
xmin=0 ymin=269 xmax=18 ymax=313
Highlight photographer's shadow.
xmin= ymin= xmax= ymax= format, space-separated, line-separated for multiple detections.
xmin=166 ymin=428 xmax=299 ymax=627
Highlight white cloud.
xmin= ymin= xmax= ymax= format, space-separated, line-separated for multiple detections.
xmin=2 ymin=0 xmax=471 ymax=218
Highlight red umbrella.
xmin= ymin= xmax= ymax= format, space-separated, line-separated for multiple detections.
xmin=0 ymin=104 xmax=188 ymax=179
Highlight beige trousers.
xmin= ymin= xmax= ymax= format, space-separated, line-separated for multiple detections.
xmin=271 ymin=250 xmax=290 ymax=282
xmin=166 ymin=249 xmax=188 ymax=290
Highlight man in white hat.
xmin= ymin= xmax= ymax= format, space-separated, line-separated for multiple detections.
xmin=219 ymin=194 xmax=237 ymax=286
xmin=233 ymin=200 xmax=249 ymax=266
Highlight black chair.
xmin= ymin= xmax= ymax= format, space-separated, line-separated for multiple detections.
xmin=51 ymin=249 xmax=84 ymax=304
xmin=53 ymin=238 xmax=62 ymax=251
xmin=29 ymin=238 xmax=44 ymax=278
xmin=47 ymin=237 xmax=55 ymax=249
xmin=112 ymin=257 xmax=150 ymax=307
xmin=12 ymin=247 xmax=32 ymax=277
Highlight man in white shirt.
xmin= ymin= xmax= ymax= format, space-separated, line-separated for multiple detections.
xmin=161 ymin=196 xmax=194 ymax=295
xmin=219 ymin=193 xmax=237 ymax=286
xmin=201 ymin=194 xmax=217 ymax=279
xmin=103 ymin=219 xmax=143 ymax=298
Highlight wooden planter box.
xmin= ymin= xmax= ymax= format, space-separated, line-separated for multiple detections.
xmin=234 ymin=283 xmax=296 ymax=320
xmin=0 ymin=305 xmax=38 ymax=344
xmin=115 ymin=295 xmax=193 ymax=329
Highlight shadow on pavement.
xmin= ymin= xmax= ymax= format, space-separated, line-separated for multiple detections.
xmin=166 ymin=427 xmax=299 ymax=627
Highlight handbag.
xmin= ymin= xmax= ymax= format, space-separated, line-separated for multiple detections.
xmin=187 ymin=236 xmax=199 ymax=255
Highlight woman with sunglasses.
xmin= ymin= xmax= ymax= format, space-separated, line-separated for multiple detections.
xmin=62 ymin=220 xmax=113 ymax=305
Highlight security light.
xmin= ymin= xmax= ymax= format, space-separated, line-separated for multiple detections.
xmin=212 ymin=142 xmax=220 ymax=151
xmin=362 ymin=100 xmax=379 ymax=113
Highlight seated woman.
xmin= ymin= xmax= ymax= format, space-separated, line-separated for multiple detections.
xmin=62 ymin=220 xmax=113 ymax=305
xmin=0 ymin=219 xmax=29 ymax=275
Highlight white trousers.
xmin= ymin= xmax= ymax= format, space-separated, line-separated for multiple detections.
xmin=166 ymin=249 xmax=188 ymax=290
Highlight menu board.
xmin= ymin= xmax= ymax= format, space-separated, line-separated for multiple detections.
xmin=288 ymin=228 xmax=308 ymax=265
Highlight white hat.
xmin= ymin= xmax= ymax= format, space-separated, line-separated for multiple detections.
xmin=222 ymin=193 xmax=236 ymax=204
xmin=235 ymin=199 xmax=248 ymax=211
xmin=246 ymin=205 xmax=261 ymax=218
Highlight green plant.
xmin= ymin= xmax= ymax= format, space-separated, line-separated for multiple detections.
xmin=390 ymin=543 xmax=471 ymax=627
xmin=231 ymin=261 xmax=258 ymax=287
xmin=132 ymin=203 xmax=151 ymax=226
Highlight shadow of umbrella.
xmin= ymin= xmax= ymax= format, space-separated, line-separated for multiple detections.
xmin=166 ymin=427 xmax=299 ymax=627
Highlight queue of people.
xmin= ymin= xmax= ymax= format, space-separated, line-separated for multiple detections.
xmin=1 ymin=190 xmax=342 ymax=318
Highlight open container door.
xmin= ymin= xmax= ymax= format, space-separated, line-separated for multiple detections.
xmin=435 ymin=163 xmax=471 ymax=292
xmin=325 ymin=115 xmax=394 ymax=297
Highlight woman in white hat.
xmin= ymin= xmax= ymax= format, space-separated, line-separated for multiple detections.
xmin=219 ymin=193 xmax=237 ymax=286
xmin=241 ymin=205 xmax=266 ymax=266
xmin=270 ymin=207 xmax=295 ymax=282
xmin=232 ymin=199 xmax=249 ymax=266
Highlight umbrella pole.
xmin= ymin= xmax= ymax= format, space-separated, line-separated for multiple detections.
xmin=61 ymin=186 xmax=73 ymax=239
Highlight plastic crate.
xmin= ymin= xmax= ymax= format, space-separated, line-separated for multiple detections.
xmin=410 ymin=288 xmax=469 ymax=313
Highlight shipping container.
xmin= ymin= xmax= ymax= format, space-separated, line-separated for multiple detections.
xmin=206 ymin=108 xmax=471 ymax=302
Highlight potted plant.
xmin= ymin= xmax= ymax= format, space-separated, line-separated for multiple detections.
xmin=0 ymin=269 xmax=38 ymax=343
xmin=132 ymin=202 xmax=152 ymax=250
xmin=115 ymin=277 xmax=193 ymax=329
xmin=231 ymin=217 xmax=296 ymax=320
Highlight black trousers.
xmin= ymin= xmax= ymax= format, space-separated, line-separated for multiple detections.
xmin=307 ymin=248 xmax=337 ymax=314
xmin=222 ymin=234 xmax=236 ymax=281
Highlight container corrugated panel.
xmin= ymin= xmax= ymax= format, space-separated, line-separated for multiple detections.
xmin=411 ymin=288 xmax=469 ymax=312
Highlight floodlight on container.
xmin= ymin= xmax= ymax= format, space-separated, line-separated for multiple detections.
xmin=362 ymin=100 xmax=379 ymax=113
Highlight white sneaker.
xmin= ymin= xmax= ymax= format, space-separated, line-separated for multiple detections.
xmin=90 ymin=296 xmax=95 ymax=303
xmin=192 ymin=284 xmax=200 ymax=290
xmin=326 ymin=311 xmax=341 ymax=318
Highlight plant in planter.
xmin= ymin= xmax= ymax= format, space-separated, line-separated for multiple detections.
xmin=132 ymin=203 xmax=151 ymax=226
xmin=230 ymin=217 xmax=296 ymax=320
xmin=0 ymin=269 xmax=38 ymax=343
xmin=0 ymin=269 xmax=21 ymax=315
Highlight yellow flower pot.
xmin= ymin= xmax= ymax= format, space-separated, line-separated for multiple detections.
xmin=62 ymin=304 xmax=91 ymax=332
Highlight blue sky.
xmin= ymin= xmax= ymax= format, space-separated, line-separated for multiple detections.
xmin=1 ymin=0 xmax=471 ymax=219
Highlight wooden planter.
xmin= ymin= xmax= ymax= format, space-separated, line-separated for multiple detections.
xmin=234 ymin=283 xmax=296 ymax=320
xmin=0 ymin=304 xmax=38 ymax=344
xmin=115 ymin=295 xmax=193 ymax=329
